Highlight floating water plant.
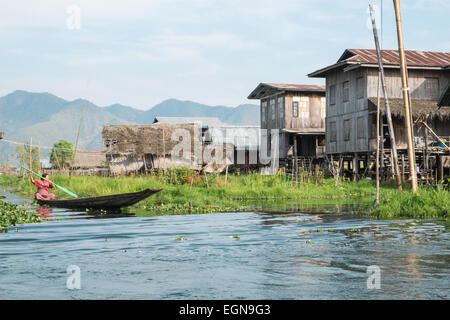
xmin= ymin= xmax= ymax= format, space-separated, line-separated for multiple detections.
xmin=0 ymin=200 xmax=42 ymax=231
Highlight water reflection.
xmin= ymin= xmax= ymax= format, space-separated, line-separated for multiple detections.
xmin=36 ymin=206 xmax=52 ymax=220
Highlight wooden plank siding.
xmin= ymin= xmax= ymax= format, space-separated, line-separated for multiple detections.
xmin=325 ymin=67 xmax=370 ymax=154
xmin=259 ymin=90 xmax=325 ymax=159
xmin=366 ymin=68 xmax=449 ymax=100
xmin=325 ymin=66 xmax=450 ymax=154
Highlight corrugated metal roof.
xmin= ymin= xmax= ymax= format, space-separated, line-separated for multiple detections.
xmin=266 ymin=83 xmax=326 ymax=91
xmin=309 ymin=49 xmax=450 ymax=77
xmin=282 ymin=128 xmax=325 ymax=135
xmin=343 ymin=49 xmax=450 ymax=67
xmin=208 ymin=126 xmax=261 ymax=148
xmin=153 ymin=117 xmax=226 ymax=127
xmin=248 ymin=83 xmax=325 ymax=99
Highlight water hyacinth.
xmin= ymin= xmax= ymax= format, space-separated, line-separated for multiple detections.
xmin=0 ymin=201 xmax=42 ymax=231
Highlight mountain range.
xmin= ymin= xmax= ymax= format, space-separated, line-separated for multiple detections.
xmin=0 ymin=90 xmax=259 ymax=165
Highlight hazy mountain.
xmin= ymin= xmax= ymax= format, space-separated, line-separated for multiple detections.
xmin=104 ymin=104 xmax=146 ymax=123
xmin=222 ymin=104 xmax=261 ymax=125
xmin=0 ymin=90 xmax=259 ymax=166
xmin=142 ymin=99 xmax=260 ymax=125
xmin=0 ymin=90 xmax=68 ymax=129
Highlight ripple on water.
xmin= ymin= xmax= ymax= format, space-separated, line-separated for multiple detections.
xmin=0 ymin=192 xmax=449 ymax=299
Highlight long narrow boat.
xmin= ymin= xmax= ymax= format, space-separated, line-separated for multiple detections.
xmin=37 ymin=188 xmax=162 ymax=210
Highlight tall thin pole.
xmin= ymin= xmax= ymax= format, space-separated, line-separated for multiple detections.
xmin=70 ymin=78 xmax=91 ymax=180
xmin=162 ymin=128 xmax=166 ymax=175
xmin=393 ymin=0 xmax=418 ymax=192
xmin=370 ymin=5 xmax=403 ymax=192
xmin=375 ymin=72 xmax=381 ymax=205
xmin=38 ymin=140 xmax=42 ymax=172
xmin=70 ymin=102 xmax=86 ymax=180
xmin=29 ymin=137 xmax=33 ymax=171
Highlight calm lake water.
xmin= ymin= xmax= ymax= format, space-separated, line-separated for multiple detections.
xmin=0 ymin=191 xmax=448 ymax=300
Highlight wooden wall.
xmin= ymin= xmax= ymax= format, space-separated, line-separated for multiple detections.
xmin=367 ymin=68 xmax=450 ymax=99
xmin=326 ymin=66 xmax=450 ymax=154
xmin=325 ymin=67 xmax=370 ymax=154
xmin=260 ymin=91 xmax=325 ymax=158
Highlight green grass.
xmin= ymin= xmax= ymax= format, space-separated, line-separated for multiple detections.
xmin=1 ymin=170 xmax=448 ymax=221
xmin=368 ymin=186 xmax=450 ymax=221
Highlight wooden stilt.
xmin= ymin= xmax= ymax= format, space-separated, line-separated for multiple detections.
xmin=438 ymin=156 xmax=444 ymax=182
xmin=401 ymin=154 xmax=405 ymax=181
xmin=353 ymin=154 xmax=358 ymax=182
xmin=294 ymin=137 xmax=298 ymax=186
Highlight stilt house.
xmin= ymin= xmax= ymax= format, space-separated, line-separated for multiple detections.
xmin=247 ymin=83 xmax=326 ymax=160
xmin=308 ymin=49 xmax=450 ymax=180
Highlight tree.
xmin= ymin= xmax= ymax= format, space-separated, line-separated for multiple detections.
xmin=50 ymin=140 xmax=74 ymax=169
xmin=15 ymin=144 xmax=40 ymax=171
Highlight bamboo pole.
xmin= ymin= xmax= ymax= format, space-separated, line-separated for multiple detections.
xmin=393 ymin=0 xmax=418 ymax=192
xmin=70 ymin=101 xmax=86 ymax=180
xmin=203 ymin=170 xmax=209 ymax=188
xmin=29 ymin=137 xmax=32 ymax=172
xmin=424 ymin=127 xmax=429 ymax=184
xmin=38 ymin=140 xmax=42 ymax=172
xmin=370 ymin=5 xmax=402 ymax=192
xmin=225 ymin=165 xmax=228 ymax=185
xmin=162 ymin=129 xmax=166 ymax=176
xmin=421 ymin=121 xmax=450 ymax=151
xmin=375 ymin=72 xmax=381 ymax=205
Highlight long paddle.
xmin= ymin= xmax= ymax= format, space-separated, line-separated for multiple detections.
xmin=21 ymin=166 xmax=78 ymax=198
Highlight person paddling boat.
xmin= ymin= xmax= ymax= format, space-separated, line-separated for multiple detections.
xmin=29 ymin=172 xmax=55 ymax=200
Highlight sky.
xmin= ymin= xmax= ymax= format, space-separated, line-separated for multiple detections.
xmin=0 ymin=0 xmax=449 ymax=110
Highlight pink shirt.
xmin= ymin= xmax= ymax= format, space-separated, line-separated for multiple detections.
xmin=33 ymin=180 xmax=55 ymax=200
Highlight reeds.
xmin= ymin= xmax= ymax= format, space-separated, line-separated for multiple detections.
xmin=1 ymin=169 xmax=448 ymax=220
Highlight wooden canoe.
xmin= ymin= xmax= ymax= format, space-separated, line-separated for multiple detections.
xmin=37 ymin=188 xmax=162 ymax=210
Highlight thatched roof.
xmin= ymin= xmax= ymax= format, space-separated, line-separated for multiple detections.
xmin=248 ymin=83 xmax=325 ymax=99
xmin=102 ymin=123 xmax=200 ymax=156
xmin=368 ymin=98 xmax=450 ymax=120
xmin=74 ymin=149 xmax=106 ymax=168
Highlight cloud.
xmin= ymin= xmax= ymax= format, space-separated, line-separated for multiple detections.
xmin=0 ymin=0 xmax=447 ymax=109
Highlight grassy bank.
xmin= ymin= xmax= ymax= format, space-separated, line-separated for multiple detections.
xmin=0 ymin=170 xmax=448 ymax=220
xmin=368 ymin=186 xmax=450 ymax=221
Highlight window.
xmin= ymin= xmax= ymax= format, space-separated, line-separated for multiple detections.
xmin=370 ymin=114 xmax=377 ymax=139
xmin=329 ymin=85 xmax=336 ymax=105
xmin=357 ymin=116 xmax=365 ymax=139
xmin=356 ymin=77 xmax=364 ymax=99
xmin=293 ymin=102 xmax=299 ymax=117
xmin=278 ymin=96 xmax=284 ymax=120
xmin=329 ymin=121 xmax=337 ymax=142
xmin=425 ymin=77 xmax=439 ymax=99
xmin=261 ymin=101 xmax=267 ymax=123
xmin=300 ymin=96 xmax=309 ymax=119
xmin=344 ymin=119 xmax=352 ymax=141
xmin=270 ymin=99 xmax=276 ymax=120
xmin=343 ymin=81 xmax=349 ymax=102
